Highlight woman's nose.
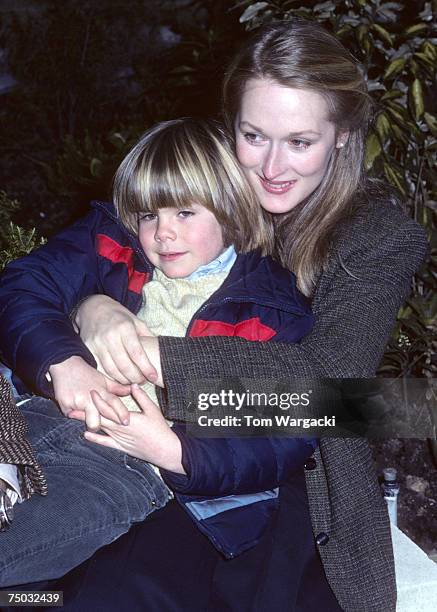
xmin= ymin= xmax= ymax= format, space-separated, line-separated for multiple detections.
xmin=155 ymin=221 xmax=177 ymax=242
xmin=262 ymin=145 xmax=287 ymax=180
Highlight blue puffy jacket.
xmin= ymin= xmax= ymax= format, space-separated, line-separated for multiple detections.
xmin=0 ymin=201 xmax=317 ymax=557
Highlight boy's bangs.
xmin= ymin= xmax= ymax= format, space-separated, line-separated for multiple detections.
xmin=135 ymin=144 xmax=215 ymax=214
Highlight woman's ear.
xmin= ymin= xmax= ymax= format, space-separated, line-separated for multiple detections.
xmin=336 ymin=131 xmax=350 ymax=148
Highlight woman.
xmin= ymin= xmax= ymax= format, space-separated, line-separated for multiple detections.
xmin=4 ymin=19 xmax=427 ymax=611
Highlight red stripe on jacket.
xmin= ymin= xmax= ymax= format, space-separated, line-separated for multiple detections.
xmin=189 ymin=317 xmax=276 ymax=341
xmin=97 ymin=234 xmax=149 ymax=294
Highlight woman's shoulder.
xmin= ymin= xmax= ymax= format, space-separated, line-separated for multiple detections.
xmin=336 ymin=183 xmax=428 ymax=254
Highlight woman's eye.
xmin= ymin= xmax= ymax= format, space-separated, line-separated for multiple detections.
xmin=243 ymin=132 xmax=265 ymax=144
xmin=178 ymin=210 xmax=195 ymax=218
xmin=290 ymin=139 xmax=311 ymax=150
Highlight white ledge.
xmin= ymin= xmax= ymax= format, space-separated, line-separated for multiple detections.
xmin=392 ymin=523 xmax=437 ymax=611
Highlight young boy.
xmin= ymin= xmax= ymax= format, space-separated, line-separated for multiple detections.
xmin=0 ymin=119 xmax=316 ymax=585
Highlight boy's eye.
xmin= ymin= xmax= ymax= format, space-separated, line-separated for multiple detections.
xmin=178 ymin=210 xmax=195 ymax=218
xmin=139 ymin=212 xmax=157 ymax=222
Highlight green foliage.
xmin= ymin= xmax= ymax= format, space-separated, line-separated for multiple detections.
xmin=235 ymin=0 xmax=437 ymax=382
xmin=0 ymin=1 xmax=239 ymax=229
xmin=38 ymin=127 xmax=141 ymax=201
xmin=2 ymin=1 xmax=163 ymax=144
xmin=0 ymin=192 xmax=46 ymax=270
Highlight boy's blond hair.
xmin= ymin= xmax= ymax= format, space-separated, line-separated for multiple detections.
xmin=114 ymin=118 xmax=273 ymax=254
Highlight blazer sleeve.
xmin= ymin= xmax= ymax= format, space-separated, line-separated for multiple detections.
xmin=158 ymin=214 xmax=428 ymax=419
xmin=0 ymin=211 xmax=104 ymax=396
xmin=0 ymin=375 xmax=47 ymax=498
xmin=161 ymin=424 xmax=318 ymax=496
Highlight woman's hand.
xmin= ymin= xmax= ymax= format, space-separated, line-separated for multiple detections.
xmin=82 ymin=384 xmax=185 ymax=474
xmin=75 ymin=295 xmax=158 ymax=385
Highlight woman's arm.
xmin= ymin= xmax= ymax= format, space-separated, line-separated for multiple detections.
xmin=158 ymin=211 xmax=428 ymax=419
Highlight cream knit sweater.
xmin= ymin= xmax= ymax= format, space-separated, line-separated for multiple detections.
xmin=122 ymin=268 xmax=228 ymax=413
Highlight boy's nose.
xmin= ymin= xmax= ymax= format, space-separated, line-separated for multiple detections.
xmin=154 ymin=222 xmax=177 ymax=242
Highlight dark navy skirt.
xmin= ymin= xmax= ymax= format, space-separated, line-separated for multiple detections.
xmin=11 ymin=471 xmax=342 ymax=611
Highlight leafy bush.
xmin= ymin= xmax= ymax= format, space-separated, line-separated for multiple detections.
xmin=0 ymin=1 xmax=238 ymax=231
xmin=0 ymin=191 xmax=46 ymax=269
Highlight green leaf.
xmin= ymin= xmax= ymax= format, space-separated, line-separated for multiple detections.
xmin=386 ymin=101 xmax=407 ymax=114
xmin=406 ymin=297 xmax=425 ymax=318
xmin=372 ymin=24 xmax=392 ymax=46
xmin=90 ymin=158 xmax=103 ymax=178
xmin=404 ymin=23 xmax=428 ymax=36
xmin=389 ymin=123 xmax=408 ymax=145
xmin=364 ymin=133 xmax=382 ymax=170
xmin=386 ymin=103 xmax=419 ymax=136
xmin=239 ymin=2 xmax=269 ymax=23
xmin=108 ymin=132 xmax=127 ymax=149
xmin=383 ymin=163 xmax=406 ymax=196
xmin=397 ymin=305 xmax=412 ymax=319
xmin=169 ymin=65 xmax=196 ymax=75
xmin=409 ymin=59 xmax=420 ymax=77
xmin=384 ymin=57 xmax=406 ymax=80
xmin=376 ymin=113 xmax=391 ymax=140
xmin=414 ymin=52 xmax=436 ymax=70
xmin=387 ymin=106 xmax=407 ymax=125
xmin=422 ymin=41 xmax=437 ymax=61
xmin=357 ymin=24 xmax=368 ymax=47
xmin=381 ymin=89 xmax=403 ymax=101
xmin=424 ymin=112 xmax=437 ymax=136
xmin=411 ymin=78 xmax=425 ymax=121
xmin=335 ymin=25 xmax=351 ymax=37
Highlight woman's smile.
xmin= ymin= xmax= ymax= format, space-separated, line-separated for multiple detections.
xmin=259 ymin=176 xmax=297 ymax=195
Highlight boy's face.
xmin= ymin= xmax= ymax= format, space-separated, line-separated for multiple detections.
xmin=138 ymin=203 xmax=226 ymax=278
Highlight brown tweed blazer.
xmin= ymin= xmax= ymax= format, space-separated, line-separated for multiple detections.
xmin=0 ymin=375 xmax=47 ymax=499
xmin=158 ymin=198 xmax=428 ymax=611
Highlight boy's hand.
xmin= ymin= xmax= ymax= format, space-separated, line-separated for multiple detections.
xmin=74 ymin=295 xmax=158 ymax=385
xmin=82 ymin=384 xmax=185 ymax=474
xmin=49 ymin=356 xmax=131 ymax=431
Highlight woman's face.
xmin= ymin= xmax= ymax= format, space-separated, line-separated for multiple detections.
xmin=235 ymin=78 xmax=345 ymax=214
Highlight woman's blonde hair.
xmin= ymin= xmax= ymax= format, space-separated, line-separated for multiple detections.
xmin=114 ymin=118 xmax=274 ymax=254
xmin=223 ymin=19 xmax=374 ymax=295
